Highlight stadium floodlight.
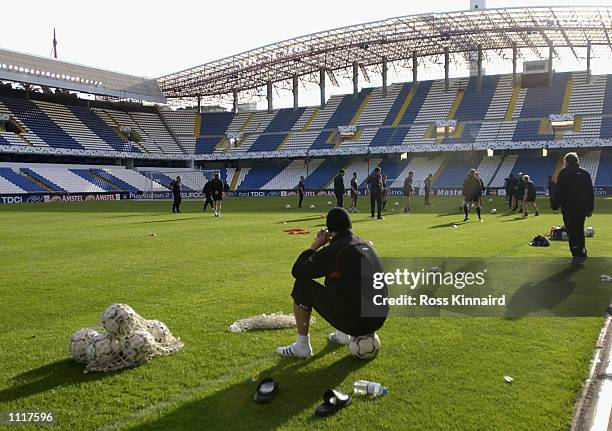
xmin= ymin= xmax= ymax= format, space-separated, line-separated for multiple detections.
xmin=487 ymin=149 xmax=494 ymax=157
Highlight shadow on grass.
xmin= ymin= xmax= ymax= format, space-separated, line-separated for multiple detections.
xmin=500 ymin=217 xmax=529 ymax=223
xmin=428 ymin=221 xmax=466 ymax=229
xmin=436 ymin=211 xmax=463 ymax=217
xmin=127 ymin=344 xmax=367 ymax=430
xmin=504 ymin=265 xmax=581 ymax=318
xmin=132 ymin=217 xmax=204 ymax=224
xmin=276 ymin=216 xmax=326 ymax=224
xmin=106 ymin=213 xmax=168 ymax=219
xmin=0 ymin=359 xmax=112 ymax=403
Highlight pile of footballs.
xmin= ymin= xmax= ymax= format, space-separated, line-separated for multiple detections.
xmin=68 ymin=303 xmax=183 ymax=373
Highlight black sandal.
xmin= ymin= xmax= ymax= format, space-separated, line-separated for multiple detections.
xmin=314 ymin=389 xmax=352 ymax=417
xmin=254 ymin=378 xmax=278 ymax=404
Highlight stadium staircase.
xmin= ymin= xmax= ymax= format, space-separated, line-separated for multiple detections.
xmin=229 ymin=168 xmax=242 ymax=191
xmin=489 ymin=155 xmax=518 ymax=188
xmin=0 ymin=168 xmax=47 ymax=193
xmin=476 ymin=155 xmax=502 ymax=187
xmin=70 ymin=169 xmax=120 ymax=192
xmin=21 ymin=168 xmax=66 ymax=193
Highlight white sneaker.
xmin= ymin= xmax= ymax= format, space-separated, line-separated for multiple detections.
xmin=328 ymin=331 xmax=349 ymax=345
xmin=276 ymin=342 xmax=312 ymax=358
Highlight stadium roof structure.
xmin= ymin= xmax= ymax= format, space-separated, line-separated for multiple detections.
xmin=159 ymin=6 xmax=612 ymax=101
xmin=0 ymin=48 xmax=165 ymax=103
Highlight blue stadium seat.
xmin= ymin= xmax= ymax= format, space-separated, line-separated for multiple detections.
xmin=0 ymin=168 xmax=47 ymax=193
xmin=195 ymin=137 xmax=220 ymax=154
xmin=513 ymin=120 xmax=552 ymax=142
xmin=369 ymin=128 xmax=395 ymax=147
xmin=70 ymin=169 xmax=118 ymax=192
xmin=238 ymin=163 xmax=289 ymax=190
xmin=309 ymin=130 xmax=335 ymax=151
xmin=398 ymin=80 xmax=433 ymax=125
xmin=200 ymin=112 xmax=234 ymax=136
xmin=304 ymin=158 xmax=345 ymax=190
xmin=20 ymin=168 xmax=66 ymax=192
xmin=383 ymin=83 xmax=413 ymax=126
xmin=91 ymin=169 xmax=139 ymax=192
xmin=248 ymin=133 xmax=288 ymax=152
xmin=519 ymin=72 xmax=570 ymax=118
xmin=149 ymin=172 xmax=196 ymax=192
xmin=595 ymin=151 xmax=612 ymax=186
xmin=443 ymin=123 xmax=482 ymax=144
xmin=367 ymin=159 xmax=407 ymax=188
xmin=325 ymin=88 xmax=374 ymax=129
xmin=264 ymin=108 xmax=306 ymax=133
xmin=454 ymin=76 xmax=500 ymax=121
xmin=2 ymin=97 xmax=84 ymax=150
xmin=511 ymin=155 xmax=558 ymax=188
xmin=68 ymin=106 xmax=137 ymax=153
xmin=600 ymin=117 xmax=612 ymax=139
xmin=435 ymin=157 xmax=481 ymax=188
xmin=603 ymin=77 xmax=612 ymax=114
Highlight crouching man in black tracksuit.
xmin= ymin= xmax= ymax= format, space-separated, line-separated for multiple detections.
xmin=276 ymin=208 xmax=389 ymax=358
xmin=552 ymin=152 xmax=595 ymax=265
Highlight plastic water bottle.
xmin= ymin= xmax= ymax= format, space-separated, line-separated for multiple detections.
xmin=353 ymin=380 xmax=388 ymax=397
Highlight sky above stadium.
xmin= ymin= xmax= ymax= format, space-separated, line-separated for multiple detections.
xmin=2 ymin=0 xmax=612 ymax=107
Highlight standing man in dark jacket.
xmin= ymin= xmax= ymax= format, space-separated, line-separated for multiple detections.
xmin=505 ymin=174 xmax=515 ymax=209
xmin=298 ymin=176 xmax=306 ymax=208
xmin=522 ymin=174 xmax=539 ymax=217
xmin=552 ymin=152 xmax=594 ymax=264
xmin=403 ymin=171 xmax=414 ymax=213
xmin=463 ymin=169 xmax=483 ymax=222
xmin=170 ymin=176 xmax=182 ymax=213
xmin=424 ymin=173 xmax=433 ymax=206
xmin=512 ymin=172 xmax=524 ymax=212
xmin=349 ymin=172 xmax=359 ymax=213
xmin=276 ymin=208 xmax=388 ymax=357
xmin=202 ymin=179 xmax=213 ymax=212
xmin=547 ymin=175 xmax=557 ymax=212
xmin=366 ymin=167 xmax=383 ymax=219
xmin=333 ymin=169 xmax=346 ymax=207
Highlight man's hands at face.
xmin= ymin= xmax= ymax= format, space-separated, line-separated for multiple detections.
xmin=310 ymin=229 xmax=330 ymax=251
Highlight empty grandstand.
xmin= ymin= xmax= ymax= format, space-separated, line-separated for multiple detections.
xmin=1 ymin=6 xmax=612 ymax=200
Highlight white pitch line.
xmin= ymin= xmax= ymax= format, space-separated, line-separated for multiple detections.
xmin=99 ymin=354 xmax=274 ymax=431
xmin=590 ymin=332 xmax=612 ymax=431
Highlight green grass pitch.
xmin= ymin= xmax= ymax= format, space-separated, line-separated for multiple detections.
xmin=1 ymin=195 xmax=611 ymax=430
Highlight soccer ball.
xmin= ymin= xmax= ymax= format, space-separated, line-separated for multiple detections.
xmin=285 ymin=204 xmax=291 ymax=209
xmin=327 ymin=201 xmax=333 ymax=205
xmin=490 ymin=208 xmax=497 ymax=214
xmin=585 ymin=226 xmax=595 ymax=237
xmin=122 ymin=330 xmax=156 ymax=365
xmin=86 ymin=333 xmax=121 ymax=366
xmin=489 ymin=198 xmax=493 ymax=203
xmin=309 ymin=204 xmax=315 ymax=209
xmin=394 ymin=202 xmax=399 ymax=206
xmin=349 ymin=333 xmax=381 ymax=360
xmin=69 ymin=328 xmax=99 ymax=363
xmin=101 ymin=303 xmax=138 ymax=336
xmin=145 ymin=319 xmax=170 ymax=344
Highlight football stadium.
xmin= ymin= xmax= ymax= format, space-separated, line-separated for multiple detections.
xmin=2 ymin=1 xmax=612 ymax=430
